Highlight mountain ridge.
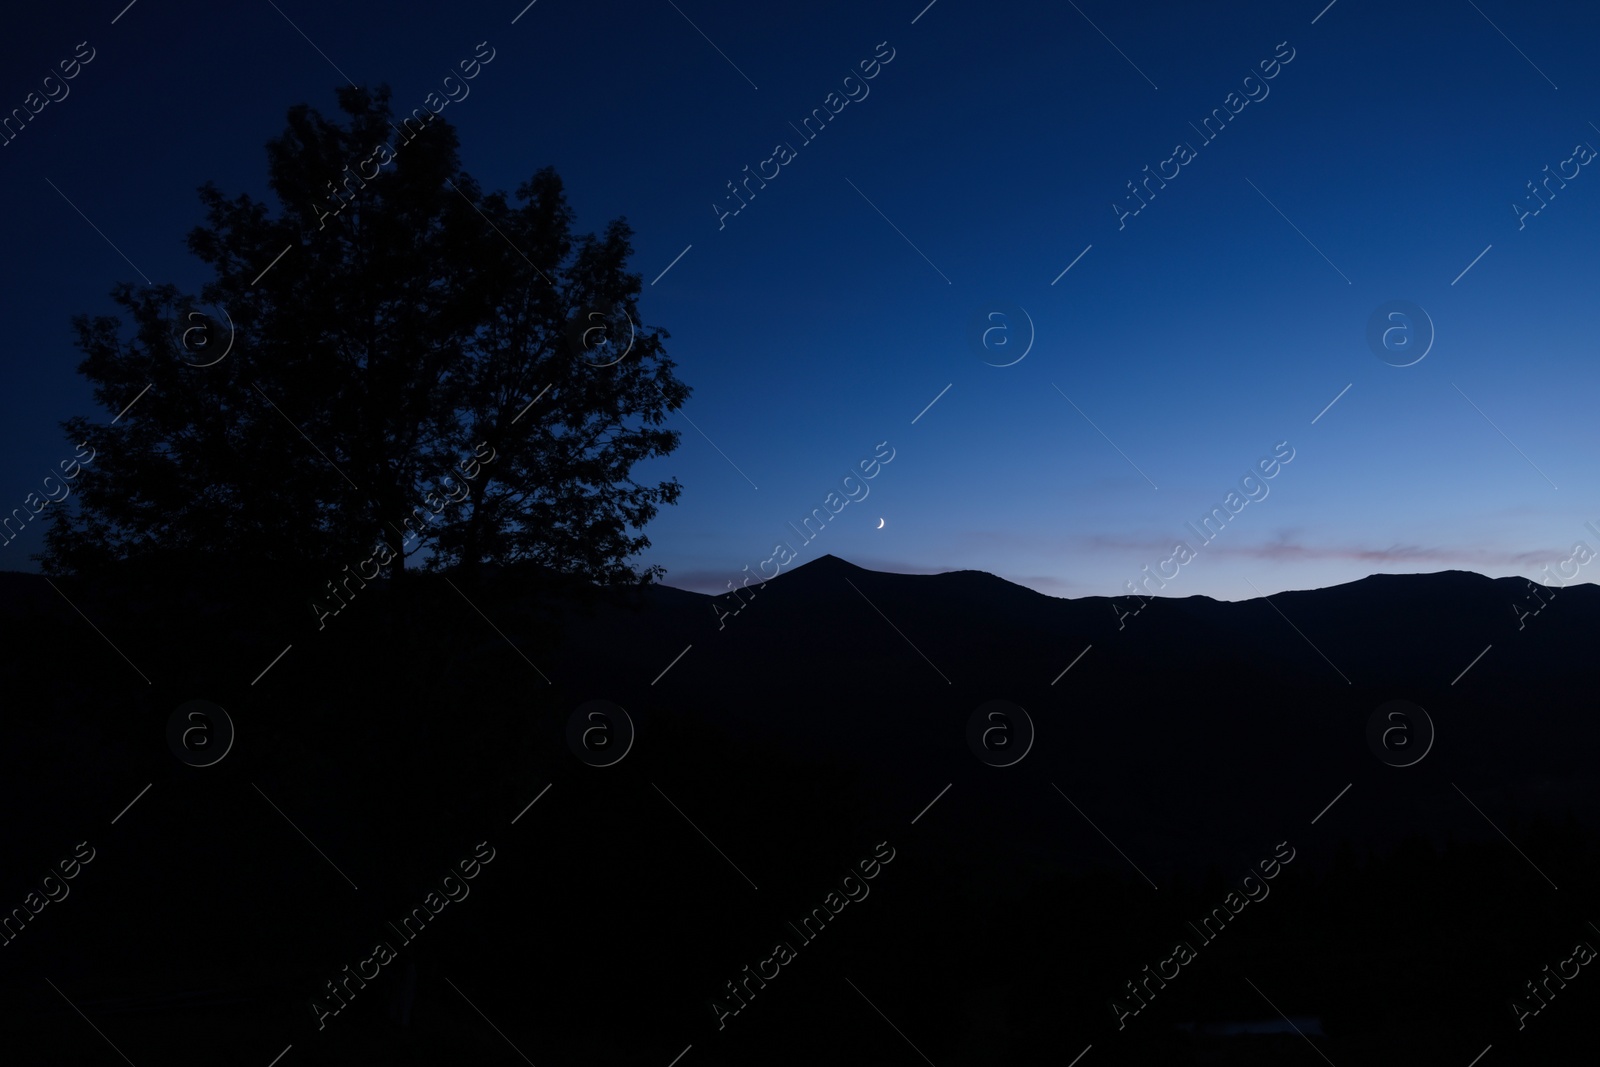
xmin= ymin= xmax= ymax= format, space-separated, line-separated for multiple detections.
xmin=664 ymin=554 xmax=1592 ymax=606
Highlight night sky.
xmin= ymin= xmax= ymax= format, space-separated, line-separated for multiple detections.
xmin=4 ymin=0 xmax=1598 ymax=600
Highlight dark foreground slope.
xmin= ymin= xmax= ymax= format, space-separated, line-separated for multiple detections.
xmin=0 ymin=557 xmax=1595 ymax=1066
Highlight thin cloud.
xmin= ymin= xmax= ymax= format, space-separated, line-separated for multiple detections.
xmin=1078 ymin=533 xmax=1565 ymax=566
xmin=659 ymin=568 xmax=759 ymax=594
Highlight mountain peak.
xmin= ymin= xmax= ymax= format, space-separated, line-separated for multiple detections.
xmin=793 ymin=553 xmax=862 ymax=573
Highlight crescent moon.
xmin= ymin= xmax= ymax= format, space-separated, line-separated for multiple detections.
xmin=876 ymin=518 xmax=885 ymax=529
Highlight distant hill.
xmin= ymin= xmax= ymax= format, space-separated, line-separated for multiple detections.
xmin=523 ymin=556 xmax=1598 ymax=879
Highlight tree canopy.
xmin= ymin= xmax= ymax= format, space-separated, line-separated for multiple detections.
xmin=41 ymin=84 xmax=689 ymax=586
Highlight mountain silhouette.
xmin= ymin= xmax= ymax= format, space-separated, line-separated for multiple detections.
xmin=3 ymin=559 xmax=1597 ymax=1064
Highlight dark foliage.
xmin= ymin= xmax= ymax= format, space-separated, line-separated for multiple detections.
xmin=41 ymin=84 xmax=688 ymax=587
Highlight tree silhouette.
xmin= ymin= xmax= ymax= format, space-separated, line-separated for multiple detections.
xmin=41 ymin=84 xmax=688 ymax=586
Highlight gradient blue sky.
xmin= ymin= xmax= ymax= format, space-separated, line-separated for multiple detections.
xmin=3 ymin=0 xmax=1597 ymax=600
